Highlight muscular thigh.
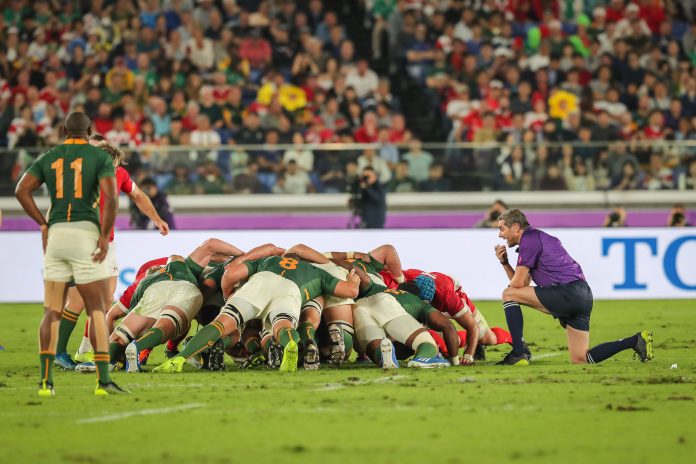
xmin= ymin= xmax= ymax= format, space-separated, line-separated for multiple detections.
xmin=502 ymin=286 xmax=550 ymax=314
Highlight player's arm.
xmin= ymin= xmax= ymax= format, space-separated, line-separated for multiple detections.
xmin=453 ymin=311 xmax=479 ymax=363
xmin=188 ymin=238 xmax=245 ymax=268
xmin=126 ymin=183 xmax=169 ymax=235
xmin=14 ymin=172 xmax=48 ymax=251
xmin=221 ymin=261 xmax=251 ymax=299
xmin=369 ymin=244 xmax=404 ymax=279
xmin=95 ymin=175 xmax=118 ymax=263
xmin=426 ymin=310 xmax=460 ymax=365
xmin=327 ymin=251 xmax=372 ymax=262
xmin=285 ymin=243 xmax=330 ymax=264
xmin=509 ymin=265 xmax=531 ymax=288
xmin=332 ymin=269 xmax=360 ymax=299
xmin=105 ymin=302 xmax=127 ymax=335
xmin=235 ymin=243 xmax=285 ymax=263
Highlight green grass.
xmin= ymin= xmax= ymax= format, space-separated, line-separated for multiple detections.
xmin=1 ymin=301 xmax=694 ymax=464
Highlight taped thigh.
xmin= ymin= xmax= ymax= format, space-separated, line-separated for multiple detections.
xmin=301 ymin=298 xmax=323 ymax=318
xmin=221 ymin=296 xmax=258 ymax=327
xmin=160 ymin=308 xmax=185 ymax=336
xmin=114 ymin=324 xmax=136 ymax=344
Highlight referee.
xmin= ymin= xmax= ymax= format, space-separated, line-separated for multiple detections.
xmin=493 ymin=209 xmax=653 ymax=365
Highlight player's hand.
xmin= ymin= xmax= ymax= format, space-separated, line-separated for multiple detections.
xmin=40 ymin=225 xmax=48 ymax=254
xmin=354 ymin=252 xmax=371 ymax=262
xmin=155 ymin=219 xmax=170 ymax=236
xmin=347 ymin=268 xmax=360 ymax=284
xmin=495 ymin=245 xmax=508 ymax=264
xmin=460 ymin=356 xmax=474 ymax=366
xmin=93 ymin=236 xmax=109 ymax=263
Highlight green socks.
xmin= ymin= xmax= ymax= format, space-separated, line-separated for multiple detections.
xmin=299 ymin=322 xmax=316 ymax=343
xmin=94 ymin=351 xmax=111 ymax=384
xmin=55 ymin=309 xmax=80 ymax=354
xmin=344 ymin=331 xmax=354 ymax=356
xmin=135 ymin=328 xmax=165 ymax=352
xmin=39 ymin=353 xmax=55 ymax=385
xmin=246 ymin=338 xmax=262 ymax=354
xmin=414 ymin=342 xmax=438 ymax=359
xmin=178 ymin=321 xmax=225 ymax=359
xmin=109 ymin=341 xmax=126 ymax=364
xmin=278 ymin=327 xmax=300 ymax=347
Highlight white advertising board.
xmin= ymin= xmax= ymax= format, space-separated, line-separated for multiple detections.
xmin=1 ymin=228 xmax=694 ymax=302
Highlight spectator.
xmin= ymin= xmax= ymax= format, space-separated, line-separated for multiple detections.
xmin=345 ymin=58 xmax=379 ymax=100
xmin=388 ymin=161 xmax=418 ymax=193
xmin=402 ymin=138 xmax=434 ymax=183
xmin=166 ymin=165 xmax=196 ymax=195
xmin=130 ymin=177 xmax=175 ymax=230
xmin=539 ymin=164 xmax=569 ymax=191
xmin=357 ymin=148 xmax=392 ymax=184
xmin=642 ymin=152 xmax=673 ymax=190
xmin=195 ymin=161 xmax=229 ymax=194
xmin=377 ymin=126 xmax=399 ymax=170
xmin=499 ymin=146 xmax=526 ymax=191
xmin=420 ymin=164 xmax=451 ymax=192
xmin=677 ymin=158 xmax=696 ymax=190
xmin=473 ymin=199 xmax=509 ymax=229
xmin=282 ymin=132 xmax=314 ymax=172
xmin=612 ymin=161 xmax=643 ymax=191
xmin=278 ymin=160 xmax=312 ymax=194
xmin=232 ymin=162 xmax=263 ymax=194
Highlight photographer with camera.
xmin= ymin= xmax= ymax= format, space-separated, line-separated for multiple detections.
xmin=348 ymin=166 xmax=387 ymax=229
xmin=668 ymin=204 xmax=690 ymax=227
xmin=604 ymin=206 xmax=626 ymax=227
xmin=474 ymin=199 xmax=508 ymax=228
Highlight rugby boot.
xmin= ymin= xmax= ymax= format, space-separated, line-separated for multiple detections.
xmin=495 ymin=350 xmax=530 ymax=365
xmin=124 ymin=342 xmax=143 ymax=373
xmin=74 ymin=350 xmax=94 ymax=364
xmin=302 ymin=339 xmax=320 ymax=370
xmin=267 ymin=342 xmax=283 ymax=369
xmin=279 ymin=340 xmax=299 ymax=373
xmin=54 ymin=352 xmax=78 ymax=371
xmin=94 ymin=380 xmax=130 ymax=395
xmin=379 ymin=338 xmax=399 ymax=369
xmin=38 ymin=380 xmax=55 ymax=398
xmin=473 ymin=344 xmax=487 ymax=362
xmin=633 ymin=330 xmax=654 ymax=362
xmin=241 ymin=350 xmax=267 ymax=369
xmin=138 ymin=348 xmax=152 ymax=366
xmin=207 ymin=339 xmax=226 ymax=371
xmin=327 ymin=323 xmax=345 ymax=366
xmin=407 ymin=355 xmax=450 ymax=368
xmin=153 ymin=356 xmax=186 ymax=373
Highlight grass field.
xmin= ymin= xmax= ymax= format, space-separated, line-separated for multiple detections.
xmin=1 ymin=300 xmax=694 ymax=464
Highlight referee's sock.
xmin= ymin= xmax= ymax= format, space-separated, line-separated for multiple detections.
xmin=586 ymin=334 xmax=639 ymax=363
xmin=503 ymin=301 xmax=525 ymax=355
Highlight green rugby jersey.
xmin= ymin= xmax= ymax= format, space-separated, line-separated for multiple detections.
xmin=358 ymin=282 xmax=436 ymax=324
xmin=244 ymin=256 xmax=340 ymax=304
xmin=347 ymin=254 xmax=385 ymax=277
xmin=129 ymin=257 xmax=204 ymax=310
xmin=199 ymin=257 xmax=235 ymax=287
xmin=26 ymin=139 xmax=115 ymax=228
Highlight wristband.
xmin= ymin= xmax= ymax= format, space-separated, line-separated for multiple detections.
xmin=347 ymin=251 xmax=355 ymax=259
xmin=449 ymin=356 xmax=460 ymax=366
xmin=500 ymin=259 xmax=508 ymax=265
xmin=394 ymin=274 xmax=405 ymax=284
xmin=322 ymin=252 xmax=333 ymax=259
xmin=462 ymin=354 xmax=474 ymax=362
xmin=40 ymin=224 xmax=48 ymax=230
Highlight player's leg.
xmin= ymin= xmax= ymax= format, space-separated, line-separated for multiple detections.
xmin=369 ymin=244 xmax=405 ymax=281
xmin=54 ymin=286 xmax=84 ymax=369
xmin=298 ymin=298 xmax=322 ymax=370
xmin=240 ymin=320 xmax=266 ymax=368
xmin=322 ymin=303 xmax=355 ymax=365
xmin=39 ymin=280 xmax=69 ymax=395
xmin=353 ymin=302 xmax=396 ymax=368
xmin=125 ymin=306 xmax=188 ymax=372
xmin=496 ymin=286 xmax=550 ymax=364
xmin=77 ymin=277 xmax=124 ymax=390
xmin=75 ymin=276 xmax=117 ymax=360
xmin=105 ymin=312 xmax=155 ymax=366
xmin=383 ymin=318 xmax=448 ymax=368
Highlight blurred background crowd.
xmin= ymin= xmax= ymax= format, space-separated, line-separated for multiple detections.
xmin=1 ymin=0 xmax=696 ymax=198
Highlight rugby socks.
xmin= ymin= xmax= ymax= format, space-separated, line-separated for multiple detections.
xmin=586 ymin=334 xmax=639 ymax=364
xmin=343 ymin=331 xmax=354 ymax=355
xmin=135 ymin=328 xmax=165 ymax=352
xmin=178 ymin=322 xmax=225 ymax=360
xmin=414 ymin=342 xmax=438 ymax=359
xmin=94 ymin=352 xmax=111 ymax=384
xmin=109 ymin=341 xmax=126 ymax=364
xmin=55 ymin=309 xmax=80 ymax=354
xmin=503 ymin=301 xmax=525 ymax=355
xmin=39 ymin=352 xmax=55 ymax=385
xmin=491 ymin=327 xmax=513 ymax=345
xmin=246 ymin=338 xmax=262 ymax=354
xmin=299 ymin=321 xmax=316 ymax=343
xmin=277 ymin=327 xmax=300 ymax=347
xmin=372 ymin=346 xmax=383 ymax=364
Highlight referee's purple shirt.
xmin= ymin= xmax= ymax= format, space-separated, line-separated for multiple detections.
xmin=516 ymin=227 xmax=586 ymax=288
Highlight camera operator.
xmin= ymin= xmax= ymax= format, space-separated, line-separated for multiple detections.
xmin=668 ymin=204 xmax=690 ymax=227
xmin=474 ymin=199 xmax=508 ymax=228
xmin=349 ymin=166 xmax=386 ymax=229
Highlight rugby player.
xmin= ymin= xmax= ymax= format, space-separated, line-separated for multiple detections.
xmin=154 ymin=252 xmax=361 ymax=374
xmin=54 ymin=136 xmax=170 ymax=370
xmin=494 ymin=209 xmax=653 ymax=365
xmin=109 ymin=238 xmax=244 ymax=372
xmin=381 ymin=269 xmax=512 ymax=363
xmin=15 ymin=112 xmax=126 ymax=395
xmin=351 ymin=267 xmax=454 ymax=368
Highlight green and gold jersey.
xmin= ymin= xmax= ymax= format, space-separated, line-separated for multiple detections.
xmin=347 ymin=254 xmax=385 ymax=278
xmin=129 ymin=257 xmax=204 ymax=309
xmin=26 ymin=139 xmax=115 ymax=228
xmin=244 ymin=256 xmax=341 ymax=304
xmin=358 ymin=282 xmax=436 ymax=324
xmin=199 ymin=257 xmax=235 ymax=288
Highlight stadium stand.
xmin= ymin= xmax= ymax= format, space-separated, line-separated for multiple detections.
xmin=0 ymin=0 xmax=695 ymax=198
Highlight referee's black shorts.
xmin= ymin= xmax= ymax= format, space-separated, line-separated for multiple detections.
xmin=534 ymin=280 xmax=593 ymax=332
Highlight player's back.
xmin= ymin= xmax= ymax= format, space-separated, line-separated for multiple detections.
xmin=27 ymin=140 xmax=114 ymax=228
xmin=249 ymin=256 xmax=340 ymax=302
xmin=383 ymin=288 xmax=434 ymax=324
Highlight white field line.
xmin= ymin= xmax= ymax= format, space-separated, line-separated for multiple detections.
xmin=532 ymin=352 xmax=563 ymax=360
xmin=76 ymin=403 xmax=204 ymax=424
xmin=315 ymin=374 xmax=406 ymax=391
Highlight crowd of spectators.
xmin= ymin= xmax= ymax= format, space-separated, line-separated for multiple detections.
xmin=0 ymin=0 xmax=695 ymax=195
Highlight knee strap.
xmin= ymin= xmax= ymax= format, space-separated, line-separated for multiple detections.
xmin=114 ymin=325 xmax=136 ymax=344
xmin=301 ymin=299 xmax=323 ymax=316
xmin=160 ymin=308 xmax=185 ymax=335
